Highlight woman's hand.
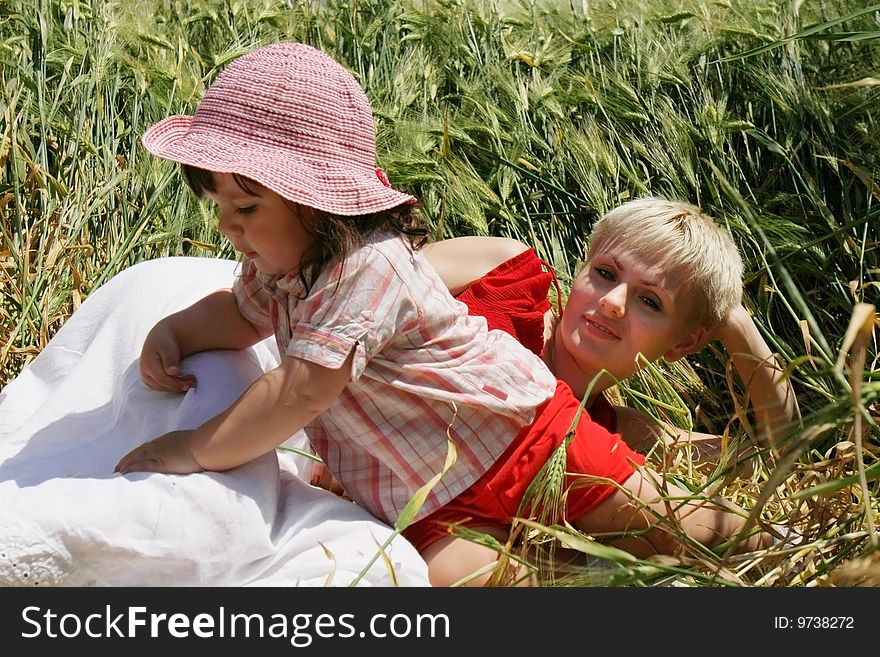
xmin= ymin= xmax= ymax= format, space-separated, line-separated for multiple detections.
xmin=115 ymin=430 xmax=203 ymax=474
xmin=139 ymin=320 xmax=198 ymax=393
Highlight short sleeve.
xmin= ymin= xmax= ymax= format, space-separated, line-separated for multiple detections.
xmin=287 ymin=243 xmax=422 ymax=380
xmin=232 ymin=258 xmax=273 ymax=330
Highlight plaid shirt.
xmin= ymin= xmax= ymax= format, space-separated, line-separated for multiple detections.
xmin=233 ymin=230 xmax=557 ymax=526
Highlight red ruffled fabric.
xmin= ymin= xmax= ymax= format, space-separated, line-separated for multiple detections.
xmin=454 ymin=248 xmax=559 ymax=358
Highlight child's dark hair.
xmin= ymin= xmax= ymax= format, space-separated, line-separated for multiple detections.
xmin=182 ymin=165 xmax=429 ymax=294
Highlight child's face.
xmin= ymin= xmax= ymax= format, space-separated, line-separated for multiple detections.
xmin=206 ymin=173 xmax=316 ymax=276
xmin=557 ymin=246 xmax=704 ymax=386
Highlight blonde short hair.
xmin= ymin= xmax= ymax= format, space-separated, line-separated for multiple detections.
xmin=587 ymin=197 xmax=744 ymax=330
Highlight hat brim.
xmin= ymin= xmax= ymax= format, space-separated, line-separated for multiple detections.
xmin=142 ymin=115 xmax=416 ymax=216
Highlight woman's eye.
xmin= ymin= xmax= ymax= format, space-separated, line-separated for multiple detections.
xmin=594 ymin=266 xmax=614 ymax=280
xmin=236 ymin=205 xmax=256 ymax=215
xmin=641 ymin=296 xmax=661 ymax=311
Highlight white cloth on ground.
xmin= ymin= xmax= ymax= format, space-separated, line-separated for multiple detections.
xmin=0 ymin=256 xmax=430 ymax=586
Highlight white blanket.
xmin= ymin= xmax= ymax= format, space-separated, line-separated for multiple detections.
xmin=0 ymin=257 xmax=430 ymax=587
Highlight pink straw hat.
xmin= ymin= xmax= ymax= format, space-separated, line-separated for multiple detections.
xmin=141 ymin=42 xmax=416 ymax=216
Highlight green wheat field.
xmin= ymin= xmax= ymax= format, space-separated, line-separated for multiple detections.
xmin=1 ymin=0 xmax=878 ymax=586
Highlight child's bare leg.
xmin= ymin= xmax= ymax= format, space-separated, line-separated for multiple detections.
xmin=419 ymin=526 xmax=536 ymax=587
xmin=572 ymin=469 xmax=774 ymax=558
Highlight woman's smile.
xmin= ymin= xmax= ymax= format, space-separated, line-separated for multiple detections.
xmin=581 ymin=315 xmax=621 ymax=340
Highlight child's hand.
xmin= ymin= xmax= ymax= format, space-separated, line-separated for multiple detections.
xmin=114 ymin=430 xmax=203 ymax=474
xmin=140 ymin=321 xmax=197 ymax=393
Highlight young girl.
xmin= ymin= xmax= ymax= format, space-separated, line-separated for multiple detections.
xmin=117 ymin=42 xmax=781 ymax=585
xmin=115 ymin=41 xmax=560 ymax=533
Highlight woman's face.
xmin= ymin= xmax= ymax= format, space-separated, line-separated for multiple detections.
xmin=556 ymin=245 xmax=703 ymax=388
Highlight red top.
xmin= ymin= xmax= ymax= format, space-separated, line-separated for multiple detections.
xmin=455 ymin=247 xmax=617 ymax=431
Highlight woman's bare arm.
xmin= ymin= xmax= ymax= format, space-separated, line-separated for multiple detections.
xmin=715 ymin=304 xmax=798 ymax=450
xmin=422 ymin=236 xmax=530 ymax=294
xmin=614 ymin=305 xmax=798 ymax=468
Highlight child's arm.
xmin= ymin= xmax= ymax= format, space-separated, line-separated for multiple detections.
xmin=140 ymin=289 xmax=271 ymax=392
xmin=116 ymin=351 xmax=353 ymax=474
